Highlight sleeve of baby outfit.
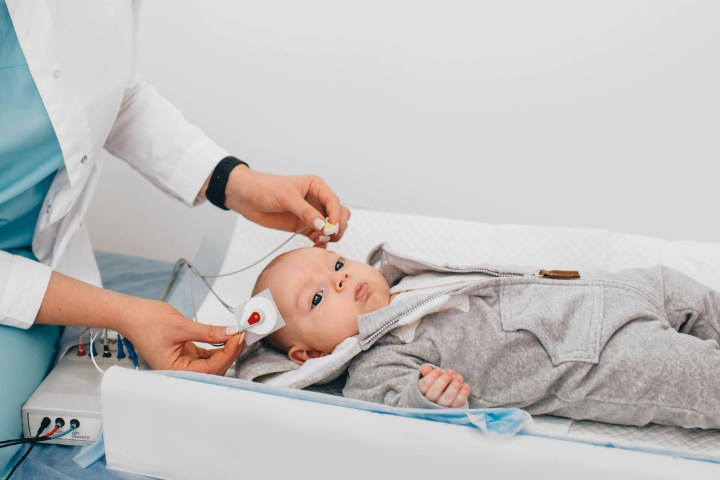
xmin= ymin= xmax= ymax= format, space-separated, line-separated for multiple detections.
xmin=343 ymin=342 xmax=467 ymax=409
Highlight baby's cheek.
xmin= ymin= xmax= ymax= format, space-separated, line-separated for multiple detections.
xmin=366 ymin=295 xmax=388 ymax=313
xmin=344 ymin=314 xmax=360 ymax=335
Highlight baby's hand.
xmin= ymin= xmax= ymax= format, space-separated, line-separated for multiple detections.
xmin=418 ymin=364 xmax=471 ymax=408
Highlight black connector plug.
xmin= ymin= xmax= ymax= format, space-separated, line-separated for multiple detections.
xmin=54 ymin=418 xmax=65 ymax=428
xmin=39 ymin=417 xmax=51 ymax=434
xmin=70 ymin=419 xmax=80 ymax=430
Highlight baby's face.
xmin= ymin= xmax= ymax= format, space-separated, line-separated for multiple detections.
xmin=266 ymin=247 xmax=390 ymax=354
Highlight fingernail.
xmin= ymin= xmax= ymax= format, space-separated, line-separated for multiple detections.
xmin=225 ymin=326 xmax=239 ymax=335
xmin=313 ymin=218 xmax=326 ymax=231
xmin=319 ymin=235 xmax=331 ymax=243
xmin=239 ymin=332 xmax=247 ymax=345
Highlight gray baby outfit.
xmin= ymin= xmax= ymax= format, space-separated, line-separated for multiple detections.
xmin=342 ymin=245 xmax=720 ymax=429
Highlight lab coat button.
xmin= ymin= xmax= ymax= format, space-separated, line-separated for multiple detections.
xmin=53 ymin=70 xmax=61 ymax=79
xmin=80 ymin=155 xmax=88 ymax=164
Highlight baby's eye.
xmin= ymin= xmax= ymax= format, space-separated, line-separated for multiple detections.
xmin=311 ymin=291 xmax=324 ymax=308
xmin=334 ymin=259 xmax=345 ymax=271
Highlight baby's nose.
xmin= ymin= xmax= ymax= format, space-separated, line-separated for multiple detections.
xmin=336 ymin=273 xmax=351 ymax=290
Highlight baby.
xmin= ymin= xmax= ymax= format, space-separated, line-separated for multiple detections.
xmin=253 ymin=245 xmax=720 ymax=429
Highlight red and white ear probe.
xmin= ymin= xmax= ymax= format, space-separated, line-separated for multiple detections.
xmin=235 ymin=296 xmax=276 ymax=335
xmin=234 ymin=292 xmax=285 ymax=344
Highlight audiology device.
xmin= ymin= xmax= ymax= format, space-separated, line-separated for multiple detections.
xmin=234 ymin=289 xmax=285 ymax=345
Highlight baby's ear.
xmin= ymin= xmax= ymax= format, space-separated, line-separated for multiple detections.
xmin=288 ymin=346 xmax=329 ymax=365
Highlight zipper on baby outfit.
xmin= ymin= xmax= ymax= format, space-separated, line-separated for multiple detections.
xmin=364 ymin=267 xmax=578 ymax=347
xmin=393 ymin=253 xmax=528 ymax=278
xmin=394 ymin=253 xmax=580 ymax=280
xmin=362 ymin=286 xmax=466 ymax=347
xmin=368 ymin=251 xmax=583 ymax=346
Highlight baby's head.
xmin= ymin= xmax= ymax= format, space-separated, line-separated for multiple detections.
xmin=253 ymin=247 xmax=390 ymax=365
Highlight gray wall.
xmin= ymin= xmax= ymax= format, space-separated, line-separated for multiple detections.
xmin=87 ymin=0 xmax=720 ymax=261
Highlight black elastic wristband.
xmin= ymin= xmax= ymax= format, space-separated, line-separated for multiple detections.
xmin=206 ymin=156 xmax=249 ymax=210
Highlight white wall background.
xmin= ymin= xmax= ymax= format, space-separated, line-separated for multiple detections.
xmin=86 ymin=0 xmax=720 ymax=261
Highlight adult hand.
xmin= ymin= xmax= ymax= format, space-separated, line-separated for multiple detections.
xmin=220 ymin=166 xmax=351 ymax=246
xmin=37 ymin=272 xmax=244 ymax=375
xmin=119 ymin=299 xmax=244 ymax=375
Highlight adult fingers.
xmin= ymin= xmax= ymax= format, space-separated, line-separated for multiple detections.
xmin=327 ymin=205 xmax=351 ymax=242
xmin=306 ymin=175 xmax=341 ymax=223
xmin=186 ymin=333 xmax=245 ymax=375
xmin=277 ymin=176 xmax=333 ymax=237
xmin=190 ymin=345 xmax=214 ymax=360
xmin=184 ymin=322 xmax=241 ymax=345
xmin=311 ymin=208 xmax=349 ymax=245
xmin=306 ymin=229 xmax=326 ymax=247
xmin=301 ymin=176 xmax=352 ymax=243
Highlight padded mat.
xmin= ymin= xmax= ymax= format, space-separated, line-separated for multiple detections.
xmin=185 ymin=207 xmax=720 ymax=463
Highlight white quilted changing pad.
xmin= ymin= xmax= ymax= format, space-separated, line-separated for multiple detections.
xmin=186 ymin=207 xmax=720 ymax=464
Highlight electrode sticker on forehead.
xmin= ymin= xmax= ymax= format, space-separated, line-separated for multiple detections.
xmin=234 ymin=290 xmax=285 ymax=344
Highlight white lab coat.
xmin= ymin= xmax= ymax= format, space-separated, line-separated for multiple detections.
xmin=0 ymin=0 xmax=227 ymax=329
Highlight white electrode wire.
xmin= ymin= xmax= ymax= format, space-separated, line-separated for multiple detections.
xmin=204 ymin=226 xmax=307 ymax=279
xmin=160 ymin=226 xmax=308 ymax=315
xmin=189 ymin=268 xmax=228 ymax=347
xmin=189 ymin=268 xmax=198 ymax=321
xmin=176 ymin=260 xmax=235 ymax=312
xmin=89 ymin=328 xmax=105 ymax=374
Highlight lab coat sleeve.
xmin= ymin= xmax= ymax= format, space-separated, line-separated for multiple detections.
xmin=0 ymin=251 xmax=52 ymax=329
xmin=343 ymin=342 xmax=468 ymax=410
xmin=103 ymin=3 xmax=227 ymax=207
xmin=104 ymin=75 xmax=228 ymax=207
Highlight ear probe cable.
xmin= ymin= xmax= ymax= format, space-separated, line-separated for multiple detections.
xmin=160 ymin=226 xmax=309 ymax=311
xmin=158 ymin=220 xmax=333 ymax=344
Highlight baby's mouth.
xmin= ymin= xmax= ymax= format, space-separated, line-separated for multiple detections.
xmin=355 ymin=283 xmax=369 ymax=302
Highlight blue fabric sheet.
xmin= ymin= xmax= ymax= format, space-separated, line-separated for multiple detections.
xmin=157 ymin=370 xmax=531 ymax=435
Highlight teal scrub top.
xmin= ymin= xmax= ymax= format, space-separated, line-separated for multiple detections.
xmin=0 ymin=0 xmax=65 ymax=261
xmin=0 ymin=5 xmax=64 ymax=475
